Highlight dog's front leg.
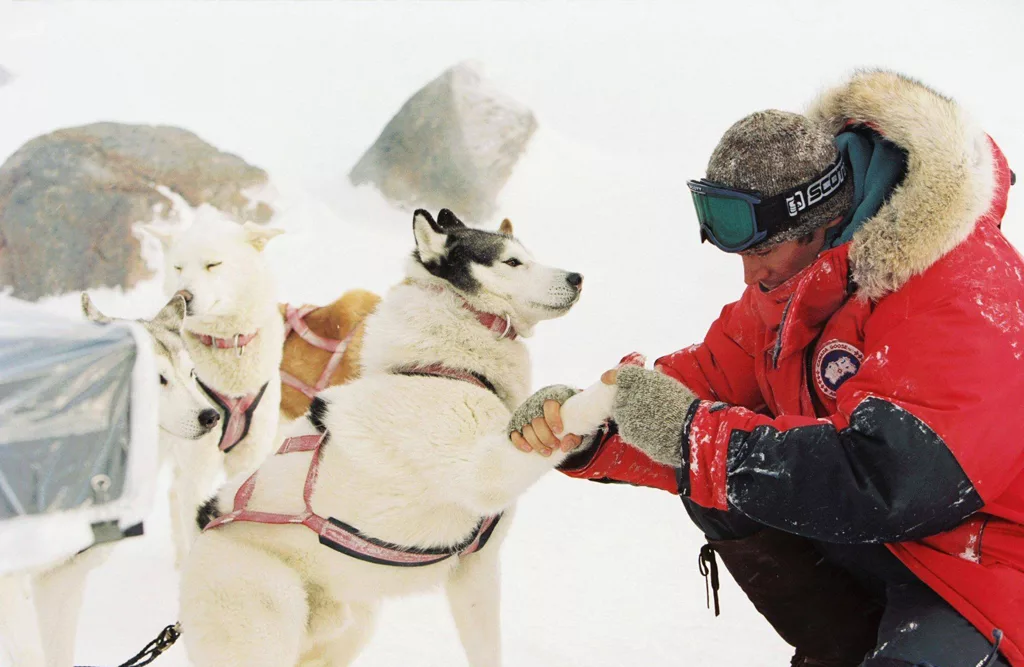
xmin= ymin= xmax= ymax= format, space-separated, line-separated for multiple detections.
xmin=459 ymin=433 xmax=568 ymax=516
xmin=167 ymin=474 xmax=192 ymax=569
xmin=33 ymin=547 xmax=107 ymax=667
xmin=446 ymin=537 xmax=504 ymax=667
xmin=0 ymin=574 xmax=45 ymax=667
xmin=169 ymin=443 xmax=222 ymax=569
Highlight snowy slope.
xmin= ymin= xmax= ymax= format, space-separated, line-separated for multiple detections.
xmin=0 ymin=2 xmax=1021 ymax=665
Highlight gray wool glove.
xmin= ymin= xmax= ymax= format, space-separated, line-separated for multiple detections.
xmin=613 ymin=365 xmax=698 ymax=467
xmin=507 ymin=385 xmax=579 ymax=437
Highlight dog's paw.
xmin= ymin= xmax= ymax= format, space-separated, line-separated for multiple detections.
xmin=559 ymin=380 xmax=617 ymax=436
xmin=507 ymin=385 xmax=578 ymax=437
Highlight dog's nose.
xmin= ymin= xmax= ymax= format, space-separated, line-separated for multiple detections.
xmin=175 ymin=289 xmax=193 ymax=304
xmin=566 ymin=273 xmax=583 ymax=291
xmin=198 ymin=409 xmax=220 ymax=430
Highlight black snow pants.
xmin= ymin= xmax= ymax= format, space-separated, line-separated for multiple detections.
xmin=684 ymin=500 xmax=1008 ymax=667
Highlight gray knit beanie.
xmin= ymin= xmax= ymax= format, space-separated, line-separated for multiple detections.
xmin=706 ymin=110 xmax=853 ymax=250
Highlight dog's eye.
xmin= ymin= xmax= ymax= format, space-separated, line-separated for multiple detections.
xmin=503 ymin=258 xmax=522 ymax=268
xmin=205 ymin=262 xmax=222 ymax=271
xmin=159 ymin=374 xmax=168 ymax=386
xmin=173 ymin=266 xmax=182 ymax=273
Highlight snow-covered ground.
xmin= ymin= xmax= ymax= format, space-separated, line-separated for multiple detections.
xmin=0 ymin=1 xmax=1021 ymax=665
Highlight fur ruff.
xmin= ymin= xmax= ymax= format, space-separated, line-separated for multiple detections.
xmin=806 ymin=70 xmax=998 ymax=300
xmin=360 ymin=263 xmax=533 ymax=411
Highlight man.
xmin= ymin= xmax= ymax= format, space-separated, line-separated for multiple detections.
xmin=509 ymin=71 xmax=1020 ymax=666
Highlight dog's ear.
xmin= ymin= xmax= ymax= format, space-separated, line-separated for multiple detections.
xmin=499 ymin=218 xmax=514 ymax=236
xmin=81 ymin=293 xmax=113 ymax=324
xmin=436 ymin=208 xmax=466 ymax=231
xmin=152 ymin=294 xmax=187 ymax=332
xmin=140 ymin=224 xmax=176 ymax=250
xmin=242 ymin=222 xmax=284 ymax=252
xmin=413 ymin=209 xmax=448 ymax=263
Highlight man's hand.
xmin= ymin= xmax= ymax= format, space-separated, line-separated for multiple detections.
xmin=509 ymin=399 xmax=583 ymax=456
xmin=507 ymin=385 xmax=584 ymax=456
xmin=508 ymin=368 xmax=626 ymax=456
xmin=612 ymin=365 xmax=698 ymax=467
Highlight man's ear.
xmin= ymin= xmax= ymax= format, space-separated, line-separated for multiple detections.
xmin=242 ymin=221 xmax=284 ymax=252
xmin=413 ymin=209 xmax=448 ymax=263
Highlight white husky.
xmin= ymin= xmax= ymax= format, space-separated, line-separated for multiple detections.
xmin=0 ymin=295 xmax=218 ymax=667
xmin=148 ymin=219 xmax=285 ymax=483
xmin=179 ymin=209 xmax=610 ymax=667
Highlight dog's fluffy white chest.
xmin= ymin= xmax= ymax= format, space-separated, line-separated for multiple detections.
xmin=220 ymin=373 xmax=513 ymax=594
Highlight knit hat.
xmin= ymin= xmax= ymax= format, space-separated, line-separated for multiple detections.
xmin=706 ymin=110 xmax=853 ymax=250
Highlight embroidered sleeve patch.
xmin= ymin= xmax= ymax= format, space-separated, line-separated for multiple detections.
xmin=814 ymin=340 xmax=864 ymax=399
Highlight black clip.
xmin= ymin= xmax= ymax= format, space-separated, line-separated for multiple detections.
xmin=698 ymin=543 xmax=721 ymax=617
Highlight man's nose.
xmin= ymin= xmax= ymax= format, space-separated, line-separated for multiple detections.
xmin=741 ymin=255 xmax=767 ymax=287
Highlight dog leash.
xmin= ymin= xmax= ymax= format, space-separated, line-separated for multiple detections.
xmin=76 ymin=622 xmax=180 ymax=667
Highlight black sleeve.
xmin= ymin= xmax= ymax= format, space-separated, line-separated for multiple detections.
xmin=722 ymin=397 xmax=983 ymax=544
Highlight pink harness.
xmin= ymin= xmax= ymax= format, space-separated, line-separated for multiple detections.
xmin=202 ymin=295 xmax=512 ymax=565
xmin=197 ymin=380 xmax=268 ymax=453
xmin=204 ymin=364 xmax=503 ymax=566
xmin=280 ymin=304 xmax=355 ymax=400
xmin=413 ymin=282 xmax=518 ymax=341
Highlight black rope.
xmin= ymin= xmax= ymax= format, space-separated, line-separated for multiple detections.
xmin=76 ymin=623 xmax=180 ymax=667
xmin=697 ymin=543 xmax=721 ymax=617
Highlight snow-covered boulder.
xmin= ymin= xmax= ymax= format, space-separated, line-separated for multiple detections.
xmin=0 ymin=123 xmax=272 ymax=300
xmin=349 ymin=62 xmax=537 ymax=224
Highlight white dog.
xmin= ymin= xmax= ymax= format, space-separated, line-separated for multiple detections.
xmin=178 ymin=209 xmax=610 ymax=667
xmin=0 ymin=295 xmax=218 ymax=667
xmin=148 ymin=219 xmax=285 ymax=483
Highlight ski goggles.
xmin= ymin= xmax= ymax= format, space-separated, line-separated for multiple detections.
xmin=687 ymin=152 xmax=848 ymax=253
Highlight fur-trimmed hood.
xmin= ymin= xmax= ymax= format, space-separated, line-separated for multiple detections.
xmin=807 ymin=70 xmax=1011 ymax=300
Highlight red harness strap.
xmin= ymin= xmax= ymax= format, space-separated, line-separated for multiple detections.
xmin=394 ymin=363 xmax=495 ymax=394
xmin=280 ymin=304 xmax=355 ymax=400
xmin=191 ymin=330 xmax=258 ymax=355
xmin=410 ymin=282 xmax=518 ymax=341
xmin=197 ymin=380 xmax=268 ymax=453
xmin=204 ymin=432 xmax=502 ymax=566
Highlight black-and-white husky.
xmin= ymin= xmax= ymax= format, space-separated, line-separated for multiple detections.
xmin=179 ymin=209 xmax=609 ymax=667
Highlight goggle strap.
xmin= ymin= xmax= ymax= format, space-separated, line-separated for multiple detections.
xmin=759 ymin=152 xmax=848 ymax=223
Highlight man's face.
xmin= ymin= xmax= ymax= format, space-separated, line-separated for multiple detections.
xmin=740 ymin=224 xmax=830 ymax=291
